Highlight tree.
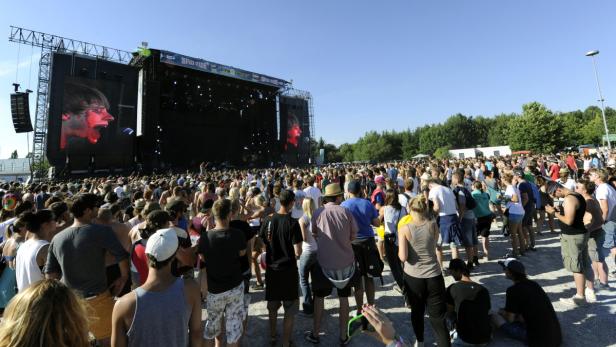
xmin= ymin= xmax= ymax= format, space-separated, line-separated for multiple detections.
xmin=418 ymin=125 xmax=449 ymax=155
xmin=434 ymin=146 xmax=451 ymax=159
xmin=339 ymin=143 xmax=355 ymax=162
xmin=353 ymin=131 xmax=395 ymax=161
xmin=442 ymin=114 xmax=480 ymax=148
xmin=9 ymin=150 xmax=18 ymax=159
xmin=508 ymin=102 xmax=564 ymax=153
xmin=487 ymin=113 xmax=516 ymax=146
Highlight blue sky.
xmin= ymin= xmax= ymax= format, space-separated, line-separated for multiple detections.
xmin=1 ymin=0 xmax=615 ymax=159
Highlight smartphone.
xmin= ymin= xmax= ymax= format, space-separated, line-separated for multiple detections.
xmin=347 ymin=313 xmax=364 ymax=338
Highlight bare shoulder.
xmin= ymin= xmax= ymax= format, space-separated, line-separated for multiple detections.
xmin=114 ymin=291 xmax=137 ymax=316
xmin=183 ymin=277 xmax=201 ymax=298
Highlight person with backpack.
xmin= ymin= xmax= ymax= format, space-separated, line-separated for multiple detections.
xmin=452 ymin=172 xmax=478 ymax=270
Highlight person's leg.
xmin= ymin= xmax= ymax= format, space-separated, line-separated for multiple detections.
xmin=547 ymin=213 xmax=555 ymax=233
xmin=573 ymin=272 xmax=586 ymax=297
xmin=224 ymin=284 xmax=246 ymax=347
xmin=436 ymin=246 xmax=444 ymax=269
xmin=384 ymin=235 xmax=404 ymax=290
xmin=282 ymin=300 xmax=298 ymax=347
xmin=405 ymin=274 xmax=427 ymax=342
xmin=508 ymin=222 xmax=520 ymax=255
xmin=339 ymin=296 xmax=350 ymax=340
xmin=251 ymin=239 xmax=264 ymax=287
xmin=377 ymin=239 xmax=386 ymax=262
xmin=364 ymin=276 xmax=375 ymax=304
xmin=267 ymin=301 xmax=281 ymax=340
xmin=425 ymin=275 xmax=451 ymax=347
xmin=481 ymin=235 xmax=490 ymax=259
xmin=299 ymin=251 xmax=314 ymax=313
xmin=313 ymin=296 xmax=324 ymax=335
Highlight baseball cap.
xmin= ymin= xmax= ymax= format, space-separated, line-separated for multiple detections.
xmin=145 ymin=228 xmax=179 ymax=262
xmin=347 ymin=180 xmax=361 ymax=194
xmin=498 ymin=258 xmax=526 ymax=275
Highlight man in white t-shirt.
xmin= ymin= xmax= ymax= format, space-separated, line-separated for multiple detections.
xmin=428 ymin=180 xmax=462 ymax=270
xmin=398 ymin=178 xmax=417 ymax=211
xmin=303 ymin=176 xmax=322 ymax=207
xmin=590 ymin=168 xmax=616 ymax=258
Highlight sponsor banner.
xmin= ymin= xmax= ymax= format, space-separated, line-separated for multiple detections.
xmin=159 ymin=50 xmax=288 ymax=88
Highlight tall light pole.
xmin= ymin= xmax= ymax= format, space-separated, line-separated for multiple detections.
xmin=585 ymin=50 xmax=611 ymax=149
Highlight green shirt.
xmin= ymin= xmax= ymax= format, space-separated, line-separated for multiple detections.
xmin=471 ymin=190 xmax=493 ymax=218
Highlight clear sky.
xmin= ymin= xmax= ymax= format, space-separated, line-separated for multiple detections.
xmin=1 ymin=0 xmax=615 ymax=159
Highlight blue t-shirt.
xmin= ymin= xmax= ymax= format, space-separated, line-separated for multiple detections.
xmin=341 ymin=197 xmax=378 ymax=239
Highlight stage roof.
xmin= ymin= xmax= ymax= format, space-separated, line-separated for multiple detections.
xmin=157 ymin=50 xmax=289 ymax=89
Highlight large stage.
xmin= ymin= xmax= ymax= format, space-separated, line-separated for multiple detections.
xmin=45 ymin=49 xmax=313 ymax=174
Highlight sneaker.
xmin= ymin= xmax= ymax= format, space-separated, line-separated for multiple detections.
xmin=413 ymin=340 xmax=424 ymax=347
xmin=304 ymin=331 xmax=320 ymax=344
xmin=597 ymin=282 xmax=611 ymax=290
xmin=585 ymin=288 xmax=597 ymax=303
xmin=473 ymin=256 xmax=480 ymax=266
xmin=560 ymin=294 xmax=587 ymax=307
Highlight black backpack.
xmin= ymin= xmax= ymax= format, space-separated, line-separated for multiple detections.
xmin=454 ymin=186 xmax=477 ymax=210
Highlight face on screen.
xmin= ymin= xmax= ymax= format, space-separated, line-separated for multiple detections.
xmin=60 ymin=82 xmax=115 ymax=150
xmin=286 ymin=114 xmax=302 ymax=148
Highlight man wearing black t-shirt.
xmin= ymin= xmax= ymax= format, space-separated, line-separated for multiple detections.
xmin=514 ymin=170 xmax=536 ymax=250
xmin=446 ymin=259 xmax=491 ymax=345
xmin=259 ymin=189 xmax=303 ymax=347
xmin=492 ymin=258 xmax=562 ymax=347
xmin=199 ymin=199 xmax=247 ymax=347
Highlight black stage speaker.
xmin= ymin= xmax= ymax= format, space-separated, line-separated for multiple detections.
xmin=10 ymin=92 xmax=33 ymax=133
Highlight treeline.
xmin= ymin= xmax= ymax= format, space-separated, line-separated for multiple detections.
xmin=314 ymin=102 xmax=616 ymax=162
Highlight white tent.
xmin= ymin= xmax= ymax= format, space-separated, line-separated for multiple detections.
xmin=413 ymin=154 xmax=429 ymax=159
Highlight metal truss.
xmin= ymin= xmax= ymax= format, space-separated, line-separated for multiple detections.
xmin=8 ymin=26 xmax=133 ymax=176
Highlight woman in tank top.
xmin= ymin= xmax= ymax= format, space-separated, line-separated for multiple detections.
xmin=298 ymin=197 xmax=317 ymax=315
xmin=0 ymin=217 xmax=26 ymax=310
xmin=398 ymin=196 xmax=450 ymax=347
xmin=15 ymin=210 xmax=56 ymax=292
xmin=379 ymin=188 xmax=407 ymax=293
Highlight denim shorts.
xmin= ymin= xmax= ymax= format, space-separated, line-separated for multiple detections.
xmin=437 ymin=214 xmax=463 ymax=248
xmin=508 ymin=214 xmax=524 ymax=224
xmin=460 ymin=218 xmax=478 ymax=247
xmin=602 ymin=221 xmax=616 ymax=249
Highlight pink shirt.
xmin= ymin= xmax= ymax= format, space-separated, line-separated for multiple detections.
xmin=312 ymin=203 xmax=358 ymax=270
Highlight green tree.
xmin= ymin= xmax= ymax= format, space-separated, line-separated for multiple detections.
xmin=9 ymin=150 xmax=18 ymax=159
xmin=442 ymin=114 xmax=480 ymax=148
xmin=400 ymin=129 xmax=420 ymax=159
xmin=353 ymin=131 xmax=394 ymax=161
xmin=508 ymin=102 xmax=564 ymax=153
xmin=339 ymin=143 xmax=355 ymax=162
xmin=434 ymin=146 xmax=451 ymax=159
xmin=487 ymin=113 xmax=516 ymax=146
xmin=418 ymin=125 xmax=449 ymax=155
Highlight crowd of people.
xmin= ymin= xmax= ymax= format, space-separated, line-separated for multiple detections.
xmin=0 ymin=150 xmax=614 ymax=347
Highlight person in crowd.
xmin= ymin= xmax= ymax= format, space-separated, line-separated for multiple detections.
xmin=398 ymin=178 xmax=416 ymax=210
xmin=575 ymin=179 xmax=610 ymax=289
xmin=534 ymin=176 xmax=556 ymax=234
xmin=0 ymin=216 xmax=26 ymax=311
xmin=426 ymin=178 xmax=462 ymax=270
xmin=305 ymin=183 xmax=358 ymax=345
xmin=545 ymin=182 xmax=597 ymax=305
xmin=0 ymin=279 xmax=92 ymax=347
xmin=451 ymin=172 xmax=478 ymax=269
xmin=111 ymin=228 xmax=203 ymax=347
xmin=304 ymin=175 xmax=323 ymax=207
xmin=130 ymin=210 xmax=171 ymax=287
xmin=49 ymin=201 xmax=72 ymax=234
xmin=501 ymin=172 xmax=526 ymax=257
xmin=44 ymin=193 xmax=129 ymax=347
xmin=589 ymin=168 xmax=616 ymax=268
xmin=260 ymin=190 xmax=303 ymax=347
xmin=446 ymin=259 xmax=491 ymax=346
xmin=471 ymin=181 xmax=493 ymax=260
xmin=492 ymin=258 xmax=562 ymax=347
xmin=298 ymin=196 xmax=318 ymax=316
xmin=126 ymin=198 xmax=146 ymax=228
xmin=166 ymin=198 xmax=189 ymax=231
xmin=398 ymin=196 xmax=450 ymax=347
xmin=514 ymin=169 xmax=536 ymax=250
xmin=379 ymin=188 xmax=407 ymax=292
xmin=341 ymin=180 xmax=381 ymax=313
xmin=229 ymin=198 xmax=257 ymax=341
xmin=246 ymin=191 xmax=268 ymax=289
xmin=199 ymin=199 xmax=247 ymax=347
xmin=127 ymin=201 xmax=162 ymax=243
xmin=15 ymin=210 xmax=56 ymax=292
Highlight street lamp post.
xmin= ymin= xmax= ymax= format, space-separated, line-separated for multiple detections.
xmin=585 ymin=50 xmax=611 ymax=150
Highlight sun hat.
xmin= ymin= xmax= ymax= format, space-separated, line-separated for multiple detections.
xmin=323 ymin=183 xmax=344 ymax=197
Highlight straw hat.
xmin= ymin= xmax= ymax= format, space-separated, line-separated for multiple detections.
xmin=323 ymin=183 xmax=343 ymax=197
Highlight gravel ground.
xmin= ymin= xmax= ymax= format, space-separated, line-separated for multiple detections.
xmin=207 ymin=224 xmax=616 ymax=347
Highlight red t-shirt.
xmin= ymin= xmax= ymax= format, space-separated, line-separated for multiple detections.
xmin=549 ymin=164 xmax=560 ymax=181
xmin=131 ymin=242 xmax=149 ymax=285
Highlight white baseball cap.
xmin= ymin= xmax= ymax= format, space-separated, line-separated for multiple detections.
xmin=145 ymin=228 xmax=179 ymax=262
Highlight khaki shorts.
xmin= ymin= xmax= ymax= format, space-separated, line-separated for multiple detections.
xmin=85 ymin=290 xmax=114 ymax=340
xmin=588 ymin=229 xmax=606 ymax=262
xmin=561 ymin=233 xmax=591 ymax=274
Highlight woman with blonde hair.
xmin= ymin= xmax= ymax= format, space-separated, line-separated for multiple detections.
xmin=502 ymin=172 xmax=526 ymax=257
xmin=0 ymin=279 xmax=91 ymax=347
xmin=398 ymin=196 xmax=449 ymax=347
xmin=298 ymin=197 xmax=317 ymax=315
